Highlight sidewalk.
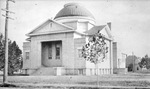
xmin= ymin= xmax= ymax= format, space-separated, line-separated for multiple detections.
xmin=8 ymin=83 xmax=150 ymax=89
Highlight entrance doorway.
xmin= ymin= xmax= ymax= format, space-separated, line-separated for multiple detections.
xmin=41 ymin=41 xmax=62 ymax=67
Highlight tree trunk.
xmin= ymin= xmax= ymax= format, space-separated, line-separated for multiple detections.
xmin=95 ymin=63 xmax=99 ymax=87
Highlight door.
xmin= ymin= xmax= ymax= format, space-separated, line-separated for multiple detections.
xmin=42 ymin=41 xmax=62 ymax=67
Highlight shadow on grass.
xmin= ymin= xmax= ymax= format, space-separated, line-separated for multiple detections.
xmin=0 ymin=83 xmax=18 ymax=87
xmin=78 ymin=81 xmax=150 ymax=87
xmin=0 ymin=84 xmax=147 ymax=89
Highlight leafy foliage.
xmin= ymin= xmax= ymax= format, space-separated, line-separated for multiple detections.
xmin=81 ymin=32 xmax=108 ymax=64
xmin=139 ymin=55 xmax=150 ymax=69
xmin=0 ymin=34 xmax=22 ymax=75
xmin=0 ymin=34 xmax=5 ymax=70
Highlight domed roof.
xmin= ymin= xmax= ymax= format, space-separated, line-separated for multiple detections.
xmin=54 ymin=3 xmax=95 ymax=20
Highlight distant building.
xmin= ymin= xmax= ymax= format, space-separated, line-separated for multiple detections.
xmin=126 ymin=55 xmax=141 ymax=72
xmin=22 ymin=3 xmax=117 ymax=75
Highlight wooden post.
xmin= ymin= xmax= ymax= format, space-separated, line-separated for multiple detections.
xmin=96 ymin=63 xmax=99 ymax=87
xmin=3 ymin=0 xmax=9 ymax=84
xmin=132 ymin=52 xmax=135 ymax=72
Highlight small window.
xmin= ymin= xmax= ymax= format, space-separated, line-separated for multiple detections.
xmin=25 ymin=52 xmax=29 ymax=60
xmin=90 ymin=69 xmax=93 ymax=75
xmin=50 ymin=22 xmax=52 ymax=27
xmin=48 ymin=44 xmax=52 ymax=59
xmin=78 ymin=69 xmax=83 ymax=75
xmin=78 ymin=49 xmax=82 ymax=58
xmin=137 ymin=67 xmax=139 ymax=70
xmin=55 ymin=43 xmax=60 ymax=59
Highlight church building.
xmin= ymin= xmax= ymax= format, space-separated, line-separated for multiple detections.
xmin=22 ymin=3 xmax=117 ymax=75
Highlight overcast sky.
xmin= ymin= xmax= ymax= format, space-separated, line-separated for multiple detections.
xmin=0 ymin=0 xmax=150 ymax=58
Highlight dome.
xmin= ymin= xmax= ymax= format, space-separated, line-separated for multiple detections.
xmin=54 ymin=3 xmax=95 ymax=20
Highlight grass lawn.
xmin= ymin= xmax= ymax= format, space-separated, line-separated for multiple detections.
xmin=0 ymin=73 xmax=150 ymax=88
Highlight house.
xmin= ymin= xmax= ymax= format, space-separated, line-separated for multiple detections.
xmin=126 ymin=55 xmax=141 ymax=72
xmin=22 ymin=3 xmax=117 ymax=75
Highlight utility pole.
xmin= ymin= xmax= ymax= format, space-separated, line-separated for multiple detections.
xmin=1 ymin=0 xmax=15 ymax=84
xmin=132 ymin=52 xmax=135 ymax=72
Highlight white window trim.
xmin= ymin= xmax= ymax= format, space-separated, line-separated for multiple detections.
xmin=25 ymin=50 xmax=30 ymax=60
xmin=77 ymin=47 xmax=83 ymax=59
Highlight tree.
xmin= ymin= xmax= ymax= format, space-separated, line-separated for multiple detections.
xmin=81 ymin=31 xmax=108 ymax=86
xmin=139 ymin=55 xmax=150 ymax=69
xmin=0 ymin=34 xmax=22 ymax=75
xmin=81 ymin=32 xmax=108 ymax=66
xmin=0 ymin=34 xmax=5 ymax=70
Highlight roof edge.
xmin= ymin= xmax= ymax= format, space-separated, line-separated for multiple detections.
xmin=26 ymin=19 xmax=75 ymax=36
xmin=27 ymin=30 xmax=75 ymax=36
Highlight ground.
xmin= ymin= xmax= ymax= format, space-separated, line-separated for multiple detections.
xmin=0 ymin=72 xmax=150 ymax=88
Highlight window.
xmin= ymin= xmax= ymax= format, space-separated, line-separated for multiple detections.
xmin=25 ymin=52 xmax=29 ymax=60
xmin=137 ymin=67 xmax=139 ymax=70
xmin=55 ymin=43 xmax=60 ymax=59
xmin=48 ymin=44 xmax=52 ymax=59
xmin=78 ymin=69 xmax=83 ymax=75
xmin=78 ymin=49 xmax=82 ymax=58
xmin=90 ymin=69 xmax=93 ymax=75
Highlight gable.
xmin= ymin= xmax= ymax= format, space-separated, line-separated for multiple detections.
xmin=100 ymin=25 xmax=113 ymax=40
xmin=85 ymin=25 xmax=113 ymax=40
xmin=100 ymin=27 xmax=110 ymax=39
xmin=104 ymin=25 xmax=113 ymax=38
xmin=27 ymin=19 xmax=74 ymax=35
xmin=85 ymin=25 xmax=105 ymax=35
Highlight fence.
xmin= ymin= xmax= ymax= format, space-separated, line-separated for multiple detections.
xmin=22 ymin=67 xmax=112 ymax=76
xmin=62 ymin=68 xmax=112 ymax=75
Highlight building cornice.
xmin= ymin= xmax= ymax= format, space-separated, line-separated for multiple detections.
xmin=27 ymin=30 xmax=75 ymax=37
xmin=55 ymin=16 xmax=96 ymax=23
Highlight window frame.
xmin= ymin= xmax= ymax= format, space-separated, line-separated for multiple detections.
xmin=48 ymin=44 xmax=52 ymax=59
xmin=77 ymin=47 xmax=83 ymax=59
xmin=55 ymin=43 xmax=61 ymax=59
xmin=25 ymin=51 xmax=30 ymax=60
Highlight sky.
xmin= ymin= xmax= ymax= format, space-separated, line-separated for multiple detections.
xmin=0 ymin=0 xmax=150 ymax=58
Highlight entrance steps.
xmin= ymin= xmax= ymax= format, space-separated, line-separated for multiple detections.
xmin=31 ymin=67 xmax=56 ymax=76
